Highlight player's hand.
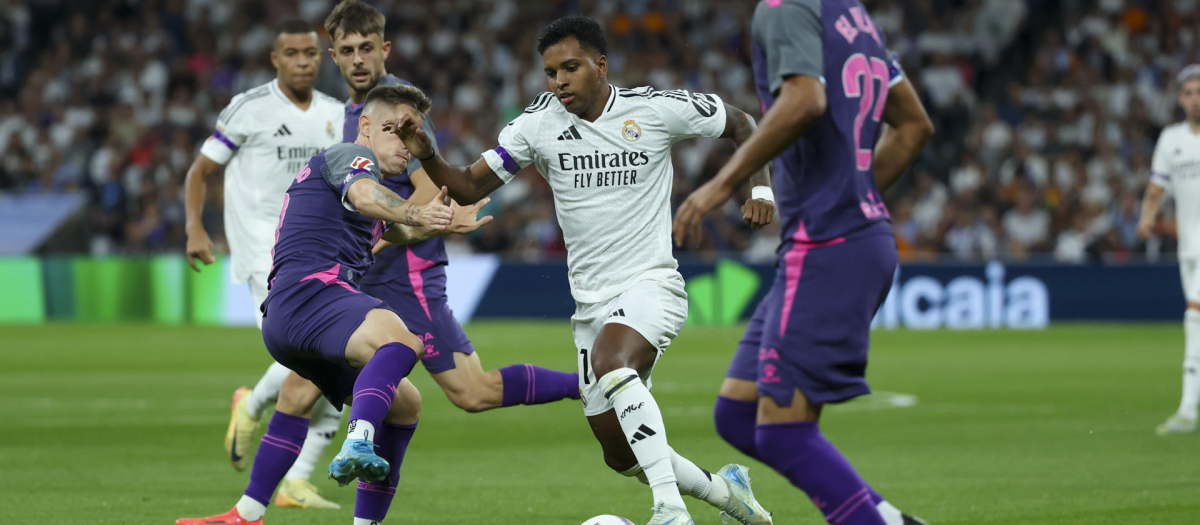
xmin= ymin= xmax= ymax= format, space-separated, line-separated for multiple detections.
xmin=1137 ymin=218 xmax=1155 ymax=240
xmin=396 ymin=112 xmax=434 ymax=162
xmin=410 ymin=186 xmax=454 ymax=232
xmin=742 ymin=196 xmax=775 ymax=229
xmin=185 ymin=227 xmax=216 ymax=272
xmin=446 ymin=197 xmax=494 ymax=235
xmin=673 ymin=180 xmax=735 ymax=247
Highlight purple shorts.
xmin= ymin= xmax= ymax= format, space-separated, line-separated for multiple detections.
xmin=362 ymin=270 xmax=473 ymax=374
xmin=262 ymin=278 xmax=399 ymax=410
xmin=727 ymin=223 xmax=897 ymax=406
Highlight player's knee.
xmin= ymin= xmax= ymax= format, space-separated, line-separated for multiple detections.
xmin=384 ymin=380 xmax=422 ymax=425
xmin=603 ymin=451 xmax=638 ymax=473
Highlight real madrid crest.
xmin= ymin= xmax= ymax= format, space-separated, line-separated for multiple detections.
xmin=327 ymin=120 xmax=335 ymax=139
xmin=622 ymin=119 xmax=642 ymax=142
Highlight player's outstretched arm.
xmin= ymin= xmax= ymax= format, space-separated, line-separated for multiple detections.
xmin=346 ymin=179 xmax=453 ymax=239
xmin=872 ymin=77 xmax=934 ymax=193
xmin=395 ymin=113 xmax=503 ymax=204
xmin=183 ymin=154 xmax=221 ymax=272
xmin=673 ymin=75 xmax=826 ymax=246
xmin=1138 ymin=183 xmax=1166 ymax=239
xmin=720 ymin=103 xmax=776 ymax=229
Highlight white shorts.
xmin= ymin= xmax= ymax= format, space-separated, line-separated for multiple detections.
xmin=1182 ymin=257 xmax=1200 ymax=304
xmin=248 ymin=272 xmax=269 ymax=329
xmin=573 ymin=275 xmax=688 ymax=416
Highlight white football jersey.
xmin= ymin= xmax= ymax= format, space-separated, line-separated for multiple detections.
xmin=482 ymin=85 xmax=727 ymax=303
xmin=200 ymin=79 xmax=343 ymax=283
xmin=1151 ymin=122 xmax=1200 ymax=258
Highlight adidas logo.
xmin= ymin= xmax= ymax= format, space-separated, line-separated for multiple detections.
xmin=629 ymin=424 xmax=657 ymax=444
xmin=608 ymin=309 xmax=625 ymax=318
xmin=273 ymin=124 xmax=293 ymax=137
xmin=557 ymin=125 xmax=582 ymax=140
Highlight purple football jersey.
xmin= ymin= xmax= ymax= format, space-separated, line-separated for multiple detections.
xmin=264 ymin=143 xmax=385 ymax=309
xmin=344 ymin=74 xmax=448 ymax=292
xmin=751 ymin=0 xmax=903 ymax=248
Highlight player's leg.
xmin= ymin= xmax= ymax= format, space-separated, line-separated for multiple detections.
xmin=752 ymin=232 xmax=914 ymax=525
xmin=178 ymin=372 xmax=323 ymax=525
xmin=1160 ymin=258 xmax=1200 ymax=435
xmin=432 ymin=351 xmax=580 ymax=412
xmin=353 ymin=378 xmax=421 ymax=525
xmin=275 ymin=395 xmax=343 ymax=509
xmin=714 ymin=298 xmax=770 ymax=460
xmin=329 ymin=308 xmax=425 ymax=485
xmin=225 ymin=274 xmax=278 ymax=471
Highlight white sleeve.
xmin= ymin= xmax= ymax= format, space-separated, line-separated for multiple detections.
xmin=652 ymin=89 xmax=728 ymax=142
xmin=1150 ymin=132 xmax=1172 ymax=189
xmin=481 ymin=113 xmax=536 ymax=183
xmin=199 ymin=95 xmax=253 ymax=165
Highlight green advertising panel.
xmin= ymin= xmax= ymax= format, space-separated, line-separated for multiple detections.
xmin=0 ymin=257 xmax=45 ymax=323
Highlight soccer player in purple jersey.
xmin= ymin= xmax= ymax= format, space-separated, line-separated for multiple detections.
xmin=674 ymin=1 xmax=934 ymax=525
xmin=177 ymin=85 xmax=491 ymax=525
xmin=329 ymin=0 xmax=581 ymax=414
xmin=227 ymin=5 xmax=581 ymax=468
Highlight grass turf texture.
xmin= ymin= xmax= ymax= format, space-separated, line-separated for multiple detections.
xmin=1 ymin=323 xmax=1197 ymax=524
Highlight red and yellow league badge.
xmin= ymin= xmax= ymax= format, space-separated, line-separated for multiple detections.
xmin=326 ymin=120 xmax=335 ymax=139
xmin=580 ymin=388 xmax=587 ymax=407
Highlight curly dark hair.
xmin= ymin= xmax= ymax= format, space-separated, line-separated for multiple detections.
xmin=536 ymin=15 xmax=607 ymax=56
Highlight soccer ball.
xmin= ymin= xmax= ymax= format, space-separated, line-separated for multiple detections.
xmin=580 ymin=515 xmax=634 ymax=525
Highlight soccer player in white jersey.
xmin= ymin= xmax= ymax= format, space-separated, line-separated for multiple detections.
xmin=1139 ymin=64 xmax=1200 ymax=435
xmin=184 ymin=19 xmax=345 ymax=508
xmin=397 ymin=16 xmax=776 ymax=525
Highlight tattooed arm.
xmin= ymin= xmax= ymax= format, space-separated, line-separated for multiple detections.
xmin=346 ymin=180 xmax=453 ymax=240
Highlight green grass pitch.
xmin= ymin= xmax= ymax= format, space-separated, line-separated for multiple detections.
xmin=1 ymin=322 xmax=1198 ymax=524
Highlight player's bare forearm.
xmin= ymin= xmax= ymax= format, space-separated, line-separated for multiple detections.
xmin=711 ymin=76 xmax=826 ymax=190
xmin=348 ymin=179 xmax=453 ymax=237
xmin=721 ymin=103 xmax=772 ymax=190
xmin=183 ymin=155 xmax=220 ymax=234
xmin=420 ymin=154 xmax=503 ymax=205
xmin=873 ymin=77 xmax=934 ymax=192
xmin=1141 ymin=184 xmax=1165 ymax=221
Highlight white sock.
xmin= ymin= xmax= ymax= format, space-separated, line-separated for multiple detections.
xmin=877 ymin=500 xmax=904 ymax=525
xmin=600 ymin=368 xmax=685 ymax=509
xmin=285 ymin=397 xmax=342 ymax=480
xmin=247 ymin=362 xmax=291 ymax=419
xmin=622 ymin=451 xmax=731 ymax=510
xmin=235 ymin=494 xmax=267 ymax=521
xmin=353 ymin=518 xmax=382 ymax=525
xmin=347 ymin=419 xmax=376 ymax=441
xmin=668 ymin=449 xmax=730 ymax=510
xmin=1179 ymin=309 xmax=1200 ymax=419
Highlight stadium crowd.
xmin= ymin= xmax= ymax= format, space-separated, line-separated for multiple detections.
xmin=0 ymin=0 xmax=1195 ymax=263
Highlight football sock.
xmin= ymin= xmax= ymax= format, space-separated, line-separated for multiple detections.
xmin=353 ymin=518 xmax=381 ymax=525
xmin=498 ymin=364 xmax=581 ymax=406
xmin=619 ymin=451 xmax=731 ymax=509
xmin=1179 ymin=309 xmax=1200 ymax=419
xmin=234 ymin=495 xmax=267 ymax=522
xmin=285 ymin=397 xmax=341 ymax=481
xmin=714 ymin=395 xmax=760 ymax=459
xmin=354 ymin=421 xmax=418 ymax=522
xmin=242 ymin=411 xmax=309 ymax=513
xmin=247 ymin=362 xmax=291 ymax=419
xmin=347 ymin=342 xmax=420 ymax=441
xmin=756 ymin=421 xmax=885 ymax=525
xmin=599 ymin=368 xmax=686 ymax=509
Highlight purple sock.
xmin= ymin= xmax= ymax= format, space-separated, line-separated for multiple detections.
xmin=354 ymin=421 xmax=418 ymax=521
xmin=755 ymin=421 xmax=885 ymax=525
xmin=714 ymin=395 xmax=760 ymax=460
xmin=498 ymin=364 xmax=580 ymax=406
xmin=244 ymin=411 xmax=309 ymax=505
xmin=349 ymin=342 xmax=420 ymax=436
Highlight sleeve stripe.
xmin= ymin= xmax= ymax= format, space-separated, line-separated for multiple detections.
xmin=1152 ymin=171 xmax=1170 ymax=183
xmin=212 ymin=129 xmax=238 ymax=150
xmin=494 ymin=146 xmax=520 ymax=175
